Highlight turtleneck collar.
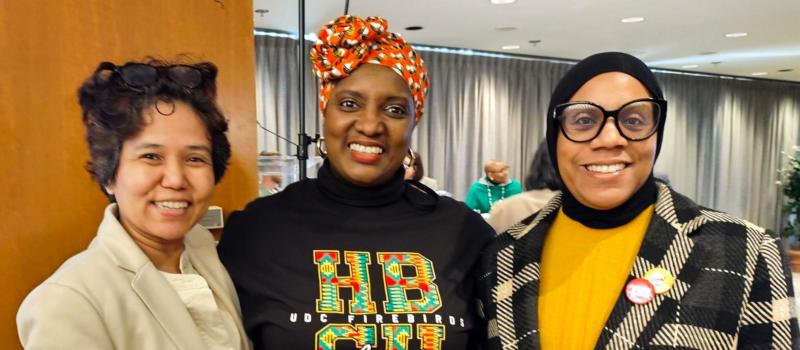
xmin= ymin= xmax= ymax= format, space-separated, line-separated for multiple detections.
xmin=316 ymin=160 xmax=407 ymax=207
xmin=560 ymin=175 xmax=657 ymax=229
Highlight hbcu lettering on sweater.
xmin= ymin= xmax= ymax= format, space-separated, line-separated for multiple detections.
xmin=288 ymin=250 xmax=466 ymax=350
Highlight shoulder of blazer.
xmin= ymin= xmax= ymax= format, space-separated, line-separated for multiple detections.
xmin=183 ymin=224 xmax=231 ymax=288
xmin=654 ymin=183 xmax=766 ymax=238
xmin=30 ymin=242 xmax=127 ymax=308
xmin=184 ymin=223 xmax=217 ymax=250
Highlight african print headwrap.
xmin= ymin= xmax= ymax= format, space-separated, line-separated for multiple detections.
xmin=309 ymin=15 xmax=429 ymax=121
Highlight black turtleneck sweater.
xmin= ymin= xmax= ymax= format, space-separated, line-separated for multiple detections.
xmin=218 ymin=161 xmax=494 ymax=349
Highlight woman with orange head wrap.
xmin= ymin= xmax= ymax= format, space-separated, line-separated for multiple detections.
xmin=218 ymin=15 xmax=494 ymax=349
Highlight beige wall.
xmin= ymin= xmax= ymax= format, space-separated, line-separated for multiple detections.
xmin=0 ymin=1 xmax=258 ymax=347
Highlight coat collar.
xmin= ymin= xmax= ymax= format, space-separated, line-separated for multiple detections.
xmin=183 ymin=223 xmax=250 ymax=349
xmin=92 ymin=204 xmax=150 ymax=273
xmin=500 ymin=182 xmax=705 ymax=349
xmin=93 ymin=204 xmax=243 ymax=350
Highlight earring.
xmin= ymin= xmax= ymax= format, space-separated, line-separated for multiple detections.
xmin=316 ymin=137 xmax=327 ymax=157
xmin=404 ymin=147 xmax=416 ymax=169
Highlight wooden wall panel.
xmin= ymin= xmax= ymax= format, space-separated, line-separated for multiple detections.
xmin=0 ymin=1 xmax=258 ymax=347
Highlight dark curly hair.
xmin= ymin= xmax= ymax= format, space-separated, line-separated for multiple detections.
xmin=525 ymin=141 xmax=561 ymax=191
xmin=78 ymin=58 xmax=231 ymax=201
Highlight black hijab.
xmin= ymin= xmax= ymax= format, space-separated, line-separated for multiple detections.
xmin=546 ymin=52 xmax=667 ymax=229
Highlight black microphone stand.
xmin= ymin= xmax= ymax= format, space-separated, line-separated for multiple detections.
xmin=296 ymin=0 xmax=348 ymax=179
xmin=296 ymin=0 xmax=312 ymax=180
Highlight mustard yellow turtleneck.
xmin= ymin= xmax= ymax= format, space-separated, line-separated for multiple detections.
xmin=538 ymin=205 xmax=654 ymax=349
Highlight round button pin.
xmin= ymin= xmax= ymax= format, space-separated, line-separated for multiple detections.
xmin=644 ymin=267 xmax=674 ymax=294
xmin=626 ymin=278 xmax=656 ymax=305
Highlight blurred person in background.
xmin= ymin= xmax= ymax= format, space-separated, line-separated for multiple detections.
xmin=257 ymin=150 xmax=283 ymax=197
xmin=466 ymin=159 xmax=523 ymax=214
xmin=404 ymin=150 xmax=439 ymax=190
xmin=488 ymin=142 xmax=560 ymax=233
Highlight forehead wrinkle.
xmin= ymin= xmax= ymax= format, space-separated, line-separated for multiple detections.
xmin=570 ymin=80 xmax=650 ymax=110
xmin=187 ymin=145 xmax=212 ymax=153
xmin=134 ymin=143 xmax=163 ymax=150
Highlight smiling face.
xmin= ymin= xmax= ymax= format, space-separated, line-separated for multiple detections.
xmin=105 ymin=101 xmax=216 ymax=243
xmin=556 ymin=72 xmax=657 ymax=210
xmin=323 ymin=64 xmax=417 ymax=187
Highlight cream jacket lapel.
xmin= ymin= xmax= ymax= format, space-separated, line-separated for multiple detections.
xmin=97 ymin=204 xmax=208 ymax=350
xmin=184 ymin=225 xmax=251 ymax=350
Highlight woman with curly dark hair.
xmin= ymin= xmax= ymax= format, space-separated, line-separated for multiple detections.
xmin=16 ymin=59 xmax=250 ymax=350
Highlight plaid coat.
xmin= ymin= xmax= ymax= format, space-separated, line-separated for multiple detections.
xmin=477 ymin=182 xmax=799 ymax=349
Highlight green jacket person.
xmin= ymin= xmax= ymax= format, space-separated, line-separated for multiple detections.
xmin=465 ymin=159 xmax=523 ymax=213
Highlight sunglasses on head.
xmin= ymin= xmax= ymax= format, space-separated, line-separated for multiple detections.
xmin=95 ymin=62 xmax=204 ymax=89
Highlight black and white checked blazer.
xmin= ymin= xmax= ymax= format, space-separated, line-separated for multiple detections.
xmin=477 ymin=182 xmax=799 ymax=349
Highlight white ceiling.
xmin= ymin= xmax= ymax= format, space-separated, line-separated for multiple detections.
xmin=253 ymin=0 xmax=800 ymax=83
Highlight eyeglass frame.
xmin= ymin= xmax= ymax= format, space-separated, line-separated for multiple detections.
xmin=94 ymin=62 xmax=204 ymax=89
xmin=553 ymin=97 xmax=667 ymax=143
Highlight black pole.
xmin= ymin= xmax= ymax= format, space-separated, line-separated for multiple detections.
xmin=297 ymin=0 xmax=308 ymax=180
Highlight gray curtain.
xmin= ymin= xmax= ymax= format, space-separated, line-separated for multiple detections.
xmin=255 ymin=34 xmax=320 ymax=155
xmin=254 ymin=35 xmax=800 ymax=230
xmin=655 ymin=74 xmax=800 ymax=230
xmin=413 ymin=52 xmax=571 ymax=200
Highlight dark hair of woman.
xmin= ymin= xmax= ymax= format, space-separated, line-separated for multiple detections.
xmin=411 ymin=151 xmax=424 ymax=182
xmin=525 ymin=141 xmax=561 ymax=191
xmin=78 ymin=58 xmax=231 ymax=201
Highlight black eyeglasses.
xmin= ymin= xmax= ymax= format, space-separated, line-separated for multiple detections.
xmin=95 ymin=62 xmax=203 ymax=89
xmin=553 ymin=98 xmax=667 ymax=143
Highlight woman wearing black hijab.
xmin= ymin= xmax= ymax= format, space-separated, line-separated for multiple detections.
xmin=477 ymin=52 xmax=798 ymax=349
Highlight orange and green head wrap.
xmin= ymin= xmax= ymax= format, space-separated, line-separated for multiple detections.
xmin=310 ymin=15 xmax=429 ymax=121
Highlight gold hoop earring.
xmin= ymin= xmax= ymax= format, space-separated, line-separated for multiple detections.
xmin=316 ymin=137 xmax=327 ymax=157
xmin=404 ymin=147 xmax=416 ymax=169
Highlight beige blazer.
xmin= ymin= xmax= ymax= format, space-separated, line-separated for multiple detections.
xmin=17 ymin=204 xmax=251 ymax=350
xmin=487 ymin=189 xmax=559 ymax=233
